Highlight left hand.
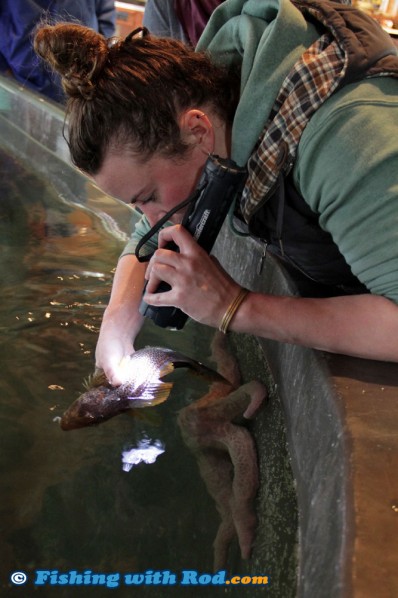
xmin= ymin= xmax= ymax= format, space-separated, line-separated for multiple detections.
xmin=144 ymin=225 xmax=240 ymax=328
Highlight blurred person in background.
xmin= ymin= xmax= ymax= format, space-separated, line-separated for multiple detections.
xmin=143 ymin=0 xmax=224 ymax=45
xmin=0 ymin=0 xmax=116 ymax=102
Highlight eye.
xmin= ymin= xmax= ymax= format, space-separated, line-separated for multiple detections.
xmin=131 ymin=192 xmax=157 ymax=206
xmin=141 ymin=193 xmax=157 ymax=205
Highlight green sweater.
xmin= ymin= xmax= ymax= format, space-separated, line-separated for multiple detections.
xmin=124 ymin=0 xmax=398 ymax=302
xmin=202 ymin=0 xmax=398 ymax=302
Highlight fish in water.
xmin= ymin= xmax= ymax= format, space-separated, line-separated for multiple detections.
xmin=60 ymin=347 xmax=226 ymax=431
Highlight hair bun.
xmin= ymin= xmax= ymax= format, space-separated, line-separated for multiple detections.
xmin=34 ymin=23 xmax=109 ymax=100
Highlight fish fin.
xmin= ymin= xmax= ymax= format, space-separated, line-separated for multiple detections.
xmin=174 ymin=357 xmax=227 ymax=384
xmin=82 ymin=374 xmax=96 ymax=390
xmin=127 ymin=381 xmax=174 ymax=408
xmin=162 ymin=350 xmax=228 ymax=384
xmin=83 ymin=368 xmax=108 ymax=390
xmin=158 ymin=362 xmax=175 ymax=378
xmin=146 ymin=381 xmax=174 ymax=406
xmin=188 ymin=364 xmax=228 ymax=384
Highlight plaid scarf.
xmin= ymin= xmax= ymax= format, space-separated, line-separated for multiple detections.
xmin=240 ymin=1 xmax=397 ymax=223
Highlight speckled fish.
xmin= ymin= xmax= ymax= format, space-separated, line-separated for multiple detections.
xmin=60 ymin=347 xmax=226 ymax=431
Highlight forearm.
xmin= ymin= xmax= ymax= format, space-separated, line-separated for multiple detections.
xmin=96 ymin=254 xmax=147 ymax=383
xmin=144 ymin=225 xmax=398 ymax=363
xmin=101 ymin=255 xmax=146 ymax=338
xmin=231 ymin=292 xmax=398 ymax=362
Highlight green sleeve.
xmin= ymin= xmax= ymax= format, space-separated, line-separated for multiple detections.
xmin=120 ymin=214 xmax=172 ymax=259
xmin=295 ymin=77 xmax=398 ymax=303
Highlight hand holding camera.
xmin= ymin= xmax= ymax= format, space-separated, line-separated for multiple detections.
xmin=137 ymin=155 xmax=247 ymax=329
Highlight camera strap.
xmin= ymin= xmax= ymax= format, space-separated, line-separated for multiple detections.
xmin=134 ymin=181 xmax=207 ymax=262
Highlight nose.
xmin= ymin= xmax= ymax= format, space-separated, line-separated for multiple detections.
xmin=143 ymin=206 xmax=169 ymax=228
xmin=146 ymin=213 xmax=162 ymax=228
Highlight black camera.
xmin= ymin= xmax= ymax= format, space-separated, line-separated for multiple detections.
xmin=138 ymin=154 xmax=247 ymax=329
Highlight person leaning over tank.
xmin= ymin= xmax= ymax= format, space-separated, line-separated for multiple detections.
xmin=33 ymin=0 xmax=398 ymax=385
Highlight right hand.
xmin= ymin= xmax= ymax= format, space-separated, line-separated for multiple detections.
xmin=95 ymin=326 xmax=135 ymax=386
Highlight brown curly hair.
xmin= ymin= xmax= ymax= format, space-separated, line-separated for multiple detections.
xmin=34 ymin=24 xmax=239 ymax=175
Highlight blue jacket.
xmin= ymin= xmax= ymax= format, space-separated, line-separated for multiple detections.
xmin=0 ymin=0 xmax=116 ymax=102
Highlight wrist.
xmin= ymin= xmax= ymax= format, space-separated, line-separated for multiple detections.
xmin=100 ymin=304 xmax=142 ymax=345
xmin=218 ymin=287 xmax=250 ymax=334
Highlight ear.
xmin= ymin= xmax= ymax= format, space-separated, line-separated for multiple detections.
xmin=179 ymin=109 xmax=215 ymax=155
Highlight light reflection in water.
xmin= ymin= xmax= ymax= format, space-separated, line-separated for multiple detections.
xmin=121 ymin=437 xmax=166 ymax=472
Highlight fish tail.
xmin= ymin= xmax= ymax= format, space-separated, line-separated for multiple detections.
xmin=171 ymin=353 xmax=228 ymax=384
xmin=189 ymin=362 xmax=229 ymax=384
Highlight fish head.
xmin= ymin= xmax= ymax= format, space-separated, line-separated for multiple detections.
xmin=60 ymin=386 xmax=120 ymax=431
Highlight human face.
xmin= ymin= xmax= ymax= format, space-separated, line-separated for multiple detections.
xmin=94 ymin=148 xmax=208 ymax=227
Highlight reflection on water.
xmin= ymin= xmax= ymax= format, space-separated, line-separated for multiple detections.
xmin=122 ymin=437 xmax=166 ymax=472
xmin=0 ymin=147 xmax=297 ymax=597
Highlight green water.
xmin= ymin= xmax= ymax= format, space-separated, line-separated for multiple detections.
xmin=0 ymin=148 xmax=297 ymax=597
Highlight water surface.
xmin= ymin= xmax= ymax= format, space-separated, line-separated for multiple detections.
xmin=0 ymin=146 xmax=297 ymax=597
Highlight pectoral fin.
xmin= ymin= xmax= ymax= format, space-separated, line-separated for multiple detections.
xmin=130 ymin=381 xmax=174 ymax=408
xmin=148 ymin=381 xmax=174 ymax=406
xmin=158 ymin=362 xmax=175 ymax=378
